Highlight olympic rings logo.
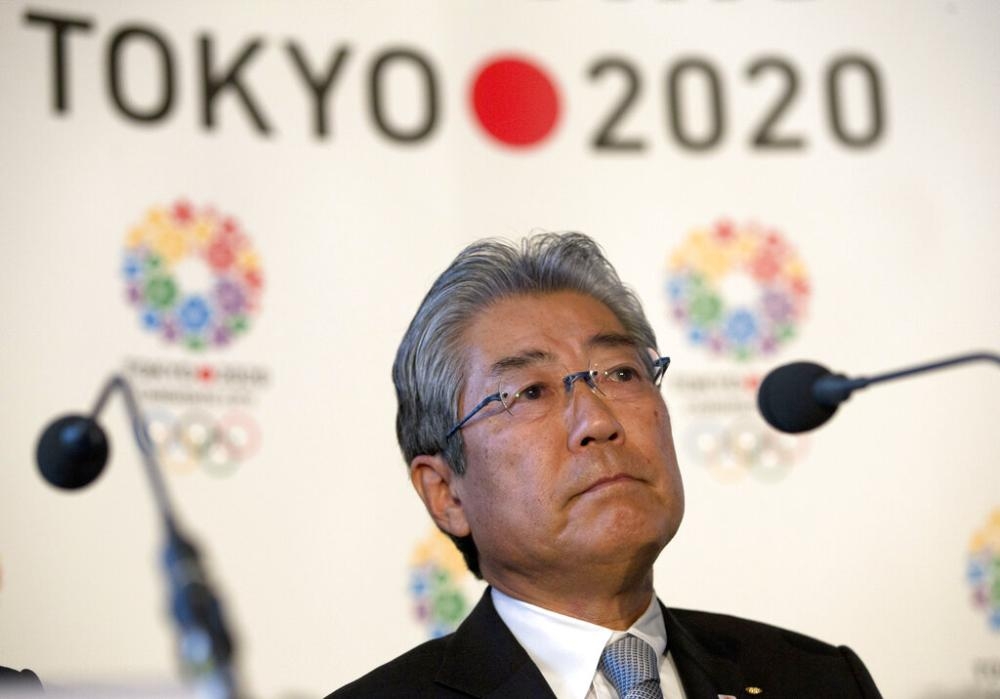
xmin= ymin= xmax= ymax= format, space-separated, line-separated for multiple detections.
xmin=684 ymin=417 xmax=806 ymax=484
xmin=144 ymin=408 xmax=261 ymax=477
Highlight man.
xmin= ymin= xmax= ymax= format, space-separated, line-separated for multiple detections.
xmin=329 ymin=233 xmax=881 ymax=698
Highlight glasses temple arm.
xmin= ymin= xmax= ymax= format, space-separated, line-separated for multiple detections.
xmin=445 ymin=391 xmax=503 ymax=439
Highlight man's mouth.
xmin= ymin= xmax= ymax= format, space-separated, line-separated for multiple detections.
xmin=581 ymin=473 xmax=639 ymax=495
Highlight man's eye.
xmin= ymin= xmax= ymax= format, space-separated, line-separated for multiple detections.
xmin=608 ymin=365 xmax=641 ymax=382
xmin=519 ymin=383 xmax=546 ymax=400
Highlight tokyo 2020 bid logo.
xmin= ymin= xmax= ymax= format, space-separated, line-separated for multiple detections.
xmin=408 ymin=528 xmax=480 ymax=638
xmin=122 ymin=201 xmax=264 ymax=350
xmin=666 ymin=221 xmax=810 ymax=361
xmin=968 ymin=509 xmax=1000 ymax=632
xmin=121 ymin=357 xmax=270 ymax=480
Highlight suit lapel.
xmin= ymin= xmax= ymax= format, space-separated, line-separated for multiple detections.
xmin=434 ymin=591 xmax=746 ymax=698
xmin=662 ymin=603 xmax=747 ymax=699
xmin=435 ymin=588 xmax=557 ymax=698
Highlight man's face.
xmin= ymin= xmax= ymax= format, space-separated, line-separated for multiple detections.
xmin=446 ymin=291 xmax=684 ymax=593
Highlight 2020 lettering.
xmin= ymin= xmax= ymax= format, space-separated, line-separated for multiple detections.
xmin=24 ymin=8 xmax=886 ymax=152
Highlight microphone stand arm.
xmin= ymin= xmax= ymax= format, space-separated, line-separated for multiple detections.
xmin=91 ymin=376 xmax=177 ymax=530
xmin=814 ymin=351 xmax=1000 ymax=407
xmin=91 ymin=375 xmax=240 ymax=699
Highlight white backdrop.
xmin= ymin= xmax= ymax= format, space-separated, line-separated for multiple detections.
xmin=1 ymin=1 xmax=999 ymax=697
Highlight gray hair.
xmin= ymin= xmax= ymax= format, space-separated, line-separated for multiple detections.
xmin=391 ymin=232 xmax=658 ymax=576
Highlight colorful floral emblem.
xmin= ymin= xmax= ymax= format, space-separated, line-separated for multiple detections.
xmin=666 ymin=221 xmax=809 ymax=361
xmin=409 ymin=529 xmax=477 ymax=638
xmin=123 ymin=201 xmax=263 ymax=350
xmin=968 ymin=509 xmax=1000 ymax=631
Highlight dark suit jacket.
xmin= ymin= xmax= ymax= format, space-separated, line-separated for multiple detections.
xmin=0 ymin=666 xmax=43 ymax=692
xmin=327 ymin=589 xmax=882 ymax=698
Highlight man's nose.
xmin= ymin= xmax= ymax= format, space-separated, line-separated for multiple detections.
xmin=566 ymin=382 xmax=624 ymax=449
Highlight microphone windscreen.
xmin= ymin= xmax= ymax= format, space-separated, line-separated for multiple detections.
xmin=36 ymin=414 xmax=109 ymax=489
xmin=757 ymin=362 xmax=839 ymax=434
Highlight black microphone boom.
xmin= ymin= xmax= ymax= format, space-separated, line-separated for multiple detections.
xmin=758 ymin=351 xmax=1000 ymax=434
xmin=35 ymin=375 xmax=240 ymax=699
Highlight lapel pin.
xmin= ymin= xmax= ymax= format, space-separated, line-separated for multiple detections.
xmin=746 ymin=688 xmax=763 ymax=695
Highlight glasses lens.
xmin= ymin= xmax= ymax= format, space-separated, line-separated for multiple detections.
xmin=590 ymin=350 xmax=656 ymax=399
xmin=499 ymin=363 xmax=565 ymax=422
xmin=499 ymin=351 xmax=658 ymax=418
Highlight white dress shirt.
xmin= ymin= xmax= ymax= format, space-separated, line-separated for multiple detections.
xmin=491 ymin=587 xmax=688 ymax=699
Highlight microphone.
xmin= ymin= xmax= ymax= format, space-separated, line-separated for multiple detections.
xmin=758 ymin=351 xmax=1000 ymax=434
xmin=35 ymin=375 xmax=240 ymax=699
xmin=36 ymin=415 xmax=110 ymax=490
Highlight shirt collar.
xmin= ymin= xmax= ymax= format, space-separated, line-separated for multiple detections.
xmin=491 ymin=587 xmax=667 ymax=699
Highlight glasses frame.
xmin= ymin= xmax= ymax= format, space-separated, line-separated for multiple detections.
xmin=444 ymin=355 xmax=670 ymax=440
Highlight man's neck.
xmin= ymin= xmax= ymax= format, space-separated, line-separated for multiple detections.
xmin=485 ymin=567 xmax=656 ymax=630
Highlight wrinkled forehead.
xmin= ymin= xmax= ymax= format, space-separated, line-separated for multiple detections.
xmin=485 ymin=332 xmax=641 ymax=378
xmin=456 ymin=291 xmax=635 ymax=387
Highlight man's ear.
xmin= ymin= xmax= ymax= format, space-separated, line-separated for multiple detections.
xmin=410 ymin=454 xmax=471 ymax=538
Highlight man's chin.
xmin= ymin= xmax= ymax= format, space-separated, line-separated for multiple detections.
xmin=574 ymin=487 xmax=679 ymax=534
xmin=572 ymin=521 xmax=672 ymax=571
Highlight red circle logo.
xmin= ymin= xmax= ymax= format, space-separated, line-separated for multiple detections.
xmin=470 ymin=57 xmax=561 ymax=147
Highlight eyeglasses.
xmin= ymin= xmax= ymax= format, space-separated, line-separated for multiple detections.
xmin=445 ymin=350 xmax=670 ymax=439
